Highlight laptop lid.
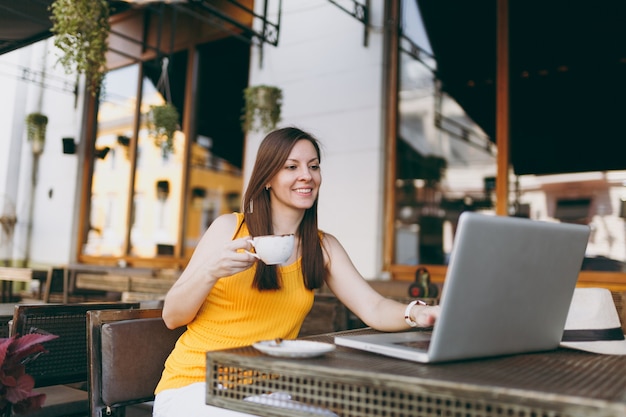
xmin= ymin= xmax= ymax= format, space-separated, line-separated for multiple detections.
xmin=335 ymin=212 xmax=590 ymax=363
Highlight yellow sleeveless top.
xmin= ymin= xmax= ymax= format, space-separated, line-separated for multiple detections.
xmin=155 ymin=213 xmax=315 ymax=393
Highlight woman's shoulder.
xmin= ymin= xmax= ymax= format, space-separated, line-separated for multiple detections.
xmin=211 ymin=212 xmax=240 ymax=226
xmin=206 ymin=212 xmax=244 ymax=238
xmin=319 ymin=230 xmax=341 ymax=249
xmin=318 ymin=231 xmax=353 ymax=271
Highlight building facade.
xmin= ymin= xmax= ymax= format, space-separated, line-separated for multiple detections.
xmin=0 ymin=0 xmax=624 ymax=281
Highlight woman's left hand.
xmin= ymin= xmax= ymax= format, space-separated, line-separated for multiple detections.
xmin=411 ymin=304 xmax=441 ymax=328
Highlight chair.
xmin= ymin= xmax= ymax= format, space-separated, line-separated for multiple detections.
xmin=43 ymin=267 xmax=118 ymax=304
xmin=0 ymin=303 xmax=16 ymax=338
xmin=0 ymin=314 xmax=11 ymax=338
xmin=0 ymin=266 xmax=37 ymax=302
xmin=87 ymin=308 xmax=185 ymax=417
xmin=10 ymin=302 xmax=140 ymax=417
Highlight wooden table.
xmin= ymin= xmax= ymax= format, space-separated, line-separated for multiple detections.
xmin=206 ymin=328 xmax=626 ymax=417
xmin=0 ymin=267 xmax=36 ymax=302
xmin=45 ymin=264 xmax=167 ymax=303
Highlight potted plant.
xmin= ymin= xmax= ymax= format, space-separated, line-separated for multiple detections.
xmin=49 ymin=0 xmax=110 ymax=95
xmin=148 ymin=103 xmax=179 ymax=158
xmin=0 ymin=333 xmax=58 ymax=415
xmin=241 ymin=85 xmax=283 ymax=133
xmin=25 ymin=113 xmax=48 ymax=155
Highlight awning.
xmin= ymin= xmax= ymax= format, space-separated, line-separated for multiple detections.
xmin=0 ymin=1 xmax=279 ymax=57
xmin=0 ymin=1 xmax=139 ymax=56
xmin=416 ymin=0 xmax=626 ymax=176
xmin=0 ymin=0 xmax=55 ymax=56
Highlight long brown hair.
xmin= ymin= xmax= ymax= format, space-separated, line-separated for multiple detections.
xmin=243 ymin=127 xmax=326 ymax=291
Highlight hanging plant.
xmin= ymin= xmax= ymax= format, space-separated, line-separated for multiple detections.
xmin=49 ymin=0 xmax=111 ymax=95
xmin=25 ymin=113 xmax=48 ymax=155
xmin=241 ymin=85 xmax=283 ymax=133
xmin=0 ymin=214 xmax=16 ymax=238
xmin=148 ymin=103 xmax=179 ymax=158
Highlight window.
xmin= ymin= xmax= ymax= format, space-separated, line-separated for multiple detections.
xmin=394 ymin=1 xmax=496 ymax=266
xmin=81 ymin=35 xmax=249 ymax=266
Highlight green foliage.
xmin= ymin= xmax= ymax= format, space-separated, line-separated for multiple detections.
xmin=49 ymin=0 xmax=110 ymax=95
xmin=149 ymin=103 xmax=180 ymax=157
xmin=25 ymin=113 xmax=48 ymax=144
xmin=241 ymin=85 xmax=283 ymax=133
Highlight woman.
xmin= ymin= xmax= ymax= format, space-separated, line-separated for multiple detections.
xmin=153 ymin=127 xmax=440 ymax=416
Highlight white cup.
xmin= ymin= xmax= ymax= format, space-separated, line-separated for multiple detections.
xmin=246 ymin=234 xmax=295 ymax=265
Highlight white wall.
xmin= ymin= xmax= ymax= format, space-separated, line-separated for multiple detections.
xmin=246 ymin=0 xmax=387 ymax=278
xmin=0 ymin=38 xmax=83 ymax=266
xmin=0 ymin=47 xmax=26 ymax=262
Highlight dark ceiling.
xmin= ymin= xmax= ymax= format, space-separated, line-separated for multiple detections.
xmin=0 ymin=0 xmax=134 ymax=56
xmin=0 ymin=0 xmax=55 ymax=56
xmin=416 ymin=0 xmax=626 ymax=176
xmin=4 ymin=1 xmax=626 ymax=176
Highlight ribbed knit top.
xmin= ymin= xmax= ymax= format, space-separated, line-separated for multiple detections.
xmin=155 ymin=213 xmax=315 ymax=394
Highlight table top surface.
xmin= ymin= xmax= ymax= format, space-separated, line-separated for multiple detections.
xmin=0 ymin=303 xmax=15 ymax=317
xmin=206 ymin=328 xmax=626 ymax=410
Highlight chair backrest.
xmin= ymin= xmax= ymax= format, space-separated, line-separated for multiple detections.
xmin=10 ymin=302 xmax=140 ymax=387
xmin=87 ymin=308 xmax=185 ymax=417
xmin=0 ymin=313 xmax=12 ymax=338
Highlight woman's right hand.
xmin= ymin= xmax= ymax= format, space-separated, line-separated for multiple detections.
xmin=202 ymin=236 xmax=257 ymax=280
xmin=162 ymin=214 xmax=255 ymax=328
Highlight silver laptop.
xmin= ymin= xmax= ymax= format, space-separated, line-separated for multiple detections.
xmin=335 ymin=212 xmax=590 ymax=363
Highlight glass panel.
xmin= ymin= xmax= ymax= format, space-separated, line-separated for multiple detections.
xmin=130 ymin=54 xmax=188 ymax=258
xmin=84 ymin=65 xmax=139 ymax=257
xmin=516 ymin=170 xmax=626 ymax=271
xmin=395 ymin=52 xmax=496 ymax=266
xmin=183 ymin=39 xmax=247 ymax=259
xmin=398 ymin=2 xmax=625 ymax=271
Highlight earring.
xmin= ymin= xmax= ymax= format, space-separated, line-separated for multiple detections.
xmin=265 ymin=185 xmax=270 ymax=191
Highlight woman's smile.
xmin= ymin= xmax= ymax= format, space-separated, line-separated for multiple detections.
xmin=294 ymin=188 xmax=313 ymax=195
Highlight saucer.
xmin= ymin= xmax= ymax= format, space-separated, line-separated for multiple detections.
xmin=253 ymin=340 xmax=336 ymax=358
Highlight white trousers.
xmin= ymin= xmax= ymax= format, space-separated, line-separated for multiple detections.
xmin=153 ymin=382 xmax=259 ymax=417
